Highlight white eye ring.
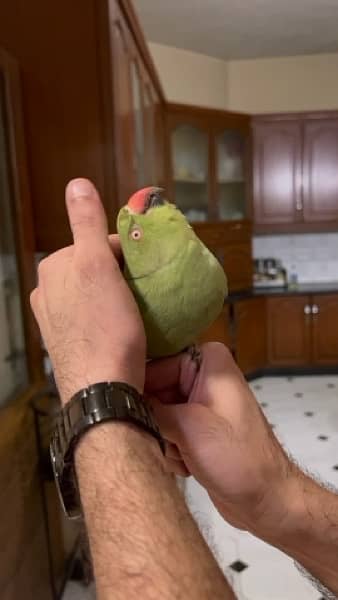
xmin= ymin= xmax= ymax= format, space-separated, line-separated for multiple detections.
xmin=130 ymin=227 xmax=142 ymax=241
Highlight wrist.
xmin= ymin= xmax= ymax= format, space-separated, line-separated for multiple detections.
xmin=251 ymin=466 xmax=316 ymax=546
xmin=56 ymin=364 xmax=145 ymax=406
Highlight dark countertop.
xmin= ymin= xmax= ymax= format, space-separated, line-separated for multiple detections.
xmin=228 ymin=281 xmax=338 ymax=301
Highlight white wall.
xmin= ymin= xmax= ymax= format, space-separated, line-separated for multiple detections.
xmin=253 ymin=233 xmax=338 ymax=283
xmin=149 ymin=43 xmax=338 ymax=114
xmin=148 ymin=42 xmax=228 ymax=109
xmin=227 ymin=53 xmax=338 ymax=114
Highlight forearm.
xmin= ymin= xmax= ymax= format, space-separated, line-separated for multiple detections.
xmin=257 ymin=470 xmax=338 ymax=595
xmin=76 ymin=424 xmax=235 ymax=600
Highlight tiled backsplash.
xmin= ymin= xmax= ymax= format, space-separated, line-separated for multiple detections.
xmin=253 ymin=233 xmax=338 ymax=283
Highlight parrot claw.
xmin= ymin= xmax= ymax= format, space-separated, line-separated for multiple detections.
xmin=185 ymin=344 xmax=202 ymax=372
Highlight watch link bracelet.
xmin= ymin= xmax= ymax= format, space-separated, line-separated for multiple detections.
xmin=50 ymin=381 xmax=165 ymax=519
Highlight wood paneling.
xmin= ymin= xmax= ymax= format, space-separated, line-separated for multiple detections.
xmin=267 ymin=296 xmax=311 ymax=366
xmin=312 ymin=294 xmax=338 ymax=365
xmin=303 ymin=119 xmax=338 ymax=223
xmin=253 ymin=120 xmax=302 ymax=226
xmin=0 ymin=403 xmax=52 ymax=600
xmin=234 ymin=297 xmax=266 ymax=374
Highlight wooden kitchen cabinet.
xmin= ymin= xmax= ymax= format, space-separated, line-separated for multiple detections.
xmin=234 ymin=297 xmax=267 ymax=374
xmin=312 ymin=294 xmax=338 ymax=364
xmin=267 ymin=296 xmax=312 ymax=366
xmin=303 ymin=119 xmax=338 ymax=223
xmin=252 ymin=119 xmax=302 ymax=227
xmin=166 ymin=104 xmax=251 ymax=223
xmin=253 ymin=113 xmax=338 ymax=233
xmin=0 ymin=0 xmax=166 ymax=251
xmin=198 ymin=305 xmax=232 ymax=348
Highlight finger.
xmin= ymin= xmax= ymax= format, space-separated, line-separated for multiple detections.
xmin=152 ymin=399 xmax=209 ymax=449
xmin=145 ymin=351 xmax=199 ymax=398
xmin=108 ymin=234 xmax=123 ymax=267
xmin=65 ymin=178 xmax=108 ymax=248
xmin=164 ymin=458 xmax=190 ymax=478
xmin=165 ymin=440 xmax=182 ymax=461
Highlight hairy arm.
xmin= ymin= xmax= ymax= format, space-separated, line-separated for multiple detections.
xmin=76 ymin=424 xmax=235 ymax=600
xmin=256 ymin=470 xmax=338 ymax=596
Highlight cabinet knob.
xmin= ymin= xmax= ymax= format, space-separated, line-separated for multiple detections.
xmin=296 ymin=200 xmax=303 ymax=211
xmin=312 ymin=304 xmax=319 ymax=315
xmin=304 ymin=304 xmax=311 ymax=315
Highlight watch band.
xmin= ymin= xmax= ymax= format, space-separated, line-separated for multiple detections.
xmin=50 ymin=381 xmax=165 ymax=519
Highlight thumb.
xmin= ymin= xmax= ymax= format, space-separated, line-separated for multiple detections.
xmin=150 ymin=399 xmax=213 ymax=450
xmin=65 ymin=178 xmax=108 ymax=249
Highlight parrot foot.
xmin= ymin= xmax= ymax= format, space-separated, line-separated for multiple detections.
xmin=185 ymin=344 xmax=202 ymax=372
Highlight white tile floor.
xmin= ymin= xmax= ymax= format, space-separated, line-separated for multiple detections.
xmin=63 ymin=375 xmax=338 ymax=600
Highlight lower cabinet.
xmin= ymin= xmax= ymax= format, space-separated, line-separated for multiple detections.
xmin=234 ymin=297 xmax=267 ymax=374
xmin=312 ymin=294 xmax=338 ymax=365
xmin=267 ymin=295 xmax=311 ymax=366
xmin=268 ymin=293 xmax=338 ymax=366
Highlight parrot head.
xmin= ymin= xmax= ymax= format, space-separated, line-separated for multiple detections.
xmin=117 ymin=187 xmax=192 ymax=280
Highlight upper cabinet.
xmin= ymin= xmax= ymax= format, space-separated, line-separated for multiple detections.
xmin=253 ymin=113 xmax=338 ymax=233
xmin=0 ymin=0 xmax=166 ymax=251
xmin=166 ymin=104 xmax=250 ymax=223
xmin=302 ymin=119 xmax=338 ymax=223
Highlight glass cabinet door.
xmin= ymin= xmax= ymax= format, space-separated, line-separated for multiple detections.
xmin=171 ymin=124 xmax=209 ymax=221
xmin=130 ymin=60 xmax=146 ymax=187
xmin=0 ymin=75 xmax=28 ymax=406
xmin=216 ymin=130 xmax=246 ymax=220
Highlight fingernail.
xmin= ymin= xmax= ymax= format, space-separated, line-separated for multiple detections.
xmin=67 ymin=178 xmax=93 ymax=199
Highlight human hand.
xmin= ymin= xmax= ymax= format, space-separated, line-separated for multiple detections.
xmin=145 ymin=343 xmax=298 ymax=536
xmin=30 ymin=178 xmax=146 ymax=404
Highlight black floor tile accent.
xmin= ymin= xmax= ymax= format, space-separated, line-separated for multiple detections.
xmin=327 ymin=383 xmax=336 ymax=388
xmin=254 ymin=384 xmax=262 ymax=390
xmin=318 ymin=435 xmax=329 ymax=441
xmin=333 ymin=465 xmax=338 ymax=471
xmin=260 ymin=402 xmax=268 ymax=408
xmin=229 ymin=560 xmax=248 ymax=573
xmin=304 ymin=411 xmax=314 ymax=417
xmin=294 ymin=392 xmax=303 ymax=398
xmin=287 ymin=376 xmax=294 ymax=382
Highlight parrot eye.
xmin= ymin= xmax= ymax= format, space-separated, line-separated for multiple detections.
xmin=130 ymin=226 xmax=142 ymax=241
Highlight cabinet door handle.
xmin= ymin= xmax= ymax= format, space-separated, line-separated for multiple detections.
xmin=304 ymin=304 xmax=311 ymax=315
xmin=296 ymin=199 xmax=303 ymax=211
xmin=312 ymin=304 xmax=319 ymax=315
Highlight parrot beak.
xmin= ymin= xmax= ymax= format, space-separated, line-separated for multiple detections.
xmin=145 ymin=187 xmax=166 ymax=211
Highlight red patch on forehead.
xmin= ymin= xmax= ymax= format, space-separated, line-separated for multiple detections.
xmin=127 ymin=187 xmax=154 ymax=214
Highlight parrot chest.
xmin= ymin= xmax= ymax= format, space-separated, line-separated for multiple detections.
xmin=128 ymin=241 xmax=226 ymax=358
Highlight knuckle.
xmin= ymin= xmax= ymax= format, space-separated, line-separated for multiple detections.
xmin=37 ymin=257 xmax=49 ymax=276
xmin=77 ymin=249 xmax=114 ymax=283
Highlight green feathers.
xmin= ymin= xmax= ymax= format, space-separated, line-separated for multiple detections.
xmin=117 ymin=201 xmax=227 ymax=358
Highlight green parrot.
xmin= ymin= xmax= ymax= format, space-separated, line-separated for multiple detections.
xmin=117 ymin=187 xmax=227 ymax=359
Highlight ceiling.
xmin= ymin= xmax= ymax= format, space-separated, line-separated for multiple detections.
xmin=134 ymin=0 xmax=338 ymax=60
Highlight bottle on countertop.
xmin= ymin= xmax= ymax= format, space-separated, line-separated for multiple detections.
xmin=288 ymin=265 xmax=298 ymax=289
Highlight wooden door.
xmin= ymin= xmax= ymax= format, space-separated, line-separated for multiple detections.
xmin=111 ymin=5 xmax=139 ymax=205
xmin=253 ymin=120 xmax=303 ymax=228
xmin=234 ymin=297 xmax=267 ymax=374
xmin=267 ymin=296 xmax=311 ymax=366
xmin=303 ymin=119 xmax=338 ymax=223
xmin=198 ymin=305 xmax=232 ymax=349
xmin=312 ymin=294 xmax=338 ymax=364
